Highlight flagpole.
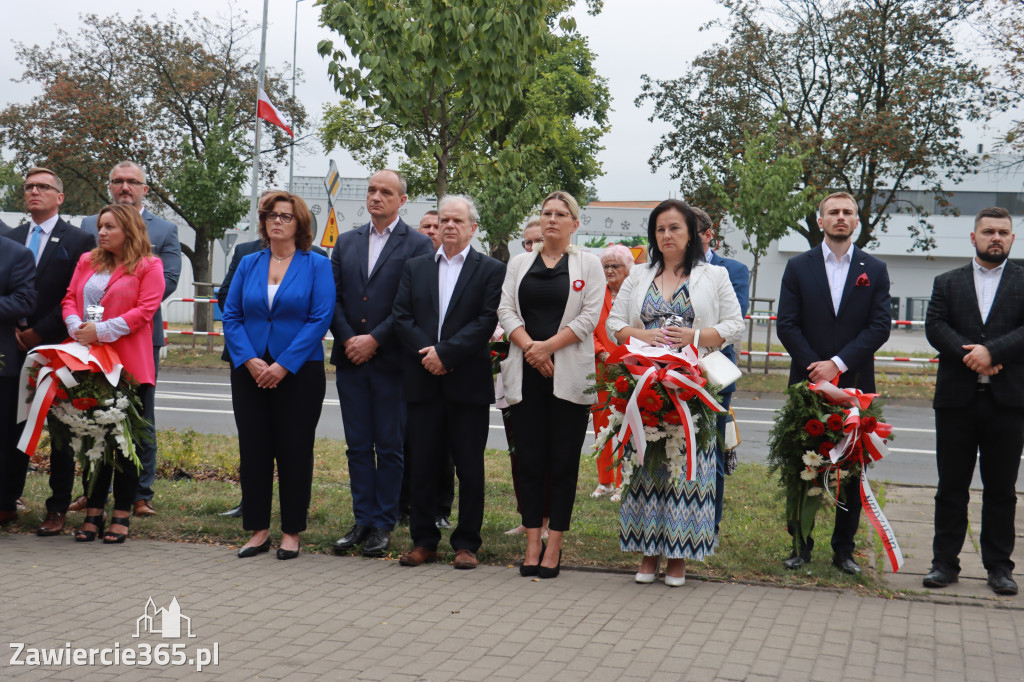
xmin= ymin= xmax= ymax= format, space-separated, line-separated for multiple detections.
xmin=289 ymin=0 xmax=307 ymax=193
xmin=248 ymin=0 xmax=271 ymax=232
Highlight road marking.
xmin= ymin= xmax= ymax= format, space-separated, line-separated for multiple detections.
xmin=738 ymin=419 xmax=934 ymax=434
xmin=732 ymin=406 xmax=780 ymax=412
xmin=156 ymin=406 xmax=236 ymax=415
xmin=161 ymin=380 xmax=231 ymax=387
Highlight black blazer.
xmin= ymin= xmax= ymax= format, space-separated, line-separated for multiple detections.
xmin=776 ymin=244 xmax=891 ymax=392
xmin=329 ymin=218 xmax=434 ymax=368
xmin=3 ymin=217 xmax=96 ymax=345
xmin=393 ymin=248 xmax=506 ymax=405
xmin=926 ymin=261 xmax=1024 ymax=409
xmin=0 ymin=238 xmax=37 ymax=377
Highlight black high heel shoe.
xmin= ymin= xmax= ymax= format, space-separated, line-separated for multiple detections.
xmin=237 ymin=537 xmax=272 ymax=558
xmin=103 ymin=515 xmax=130 ymax=544
xmin=519 ymin=541 xmax=546 ymax=577
xmin=74 ymin=513 xmax=106 ymax=542
xmin=538 ymin=550 xmax=562 ymax=579
xmin=276 ymin=546 xmax=299 ymax=561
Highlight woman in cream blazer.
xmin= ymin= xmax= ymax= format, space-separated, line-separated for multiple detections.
xmin=497 ymin=191 xmax=604 ymax=579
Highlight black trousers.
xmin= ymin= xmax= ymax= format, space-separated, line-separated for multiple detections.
xmin=231 ymin=360 xmax=325 ymax=534
xmin=787 ymin=474 xmax=863 ymax=558
xmin=399 ymin=439 xmax=455 ymax=518
xmin=510 ymin=366 xmax=590 ymax=532
xmin=933 ymin=389 xmax=1024 ymax=574
xmin=85 ymin=383 xmax=154 ymax=513
xmin=406 ymin=399 xmax=488 ymax=552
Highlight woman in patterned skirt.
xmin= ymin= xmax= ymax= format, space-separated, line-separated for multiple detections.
xmin=605 ymin=199 xmax=744 ymax=586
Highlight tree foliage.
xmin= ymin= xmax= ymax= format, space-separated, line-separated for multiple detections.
xmin=705 ymin=115 xmax=818 ymax=299
xmin=982 ymin=0 xmax=1024 ymax=157
xmin=0 ymin=11 xmax=307 ymax=285
xmin=637 ymin=0 xmax=995 ymax=251
xmin=316 ymin=0 xmax=610 ymax=261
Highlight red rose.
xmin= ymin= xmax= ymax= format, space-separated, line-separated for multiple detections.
xmin=826 ymin=414 xmax=844 ymax=431
xmin=491 ymin=350 xmax=499 ymax=357
xmin=613 ymin=376 xmax=630 ymax=394
xmin=499 ymin=353 xmax=507 ymax=360
xmin=804 ymin=419 xmax=825 ymax=437
xmin=641 ymin=411 xmax=660 ymax=427
xmin=677 ymin=388 xmax=695 ymax=402
xmin=818 ymin=441 xmax=834 ymax=457
xmin=664 ymin=411 xmax=682 ymax=425
xmin=72 ymin=397 xmax=98 ymax=410
xmin=637 ymin=388 xmax=664 ymax=412
xmin=27 ymin=375 xmax=36 ymax=388
xmin=861 ymin=416 xmax=877 ymax=433
xmin=610 ymin=397 xmax=628 ymax=412
xmin=54 ymin=388 xmax=68 ymax=401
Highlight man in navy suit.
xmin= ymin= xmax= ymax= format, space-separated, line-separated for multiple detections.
xmin=0 ymin=237 xmax=37 ymax=526
xmin=694 ymin=207 xmax=750 ymax=535
xmin=923 ymin=207 xmax=1024 ymax=596
xmin=776 ymin=191 xmax=892 ymax=574
xmin=80 ymin=161 xmax=181 ymax=517
xmin=331 ymin=169 xmax=433 ymax=557
xmin=0 ymin=168 xmax=95 ymax=532
xmin=393 ymin=195 xmax=505 ymax=569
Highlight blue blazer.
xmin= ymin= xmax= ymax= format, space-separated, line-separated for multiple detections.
xmin=776 ymin=244 xmax=891 ymax=392
xmin=708 ymin=250 xmax=750 ymax=393
xmin=222 ymin=249 xmax=334 ymax=373
xmin=329 ymin=218 xmax=434 ymax=368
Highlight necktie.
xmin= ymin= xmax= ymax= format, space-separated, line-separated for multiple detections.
xmin=28 ymin=225 xmax=43 ymax=263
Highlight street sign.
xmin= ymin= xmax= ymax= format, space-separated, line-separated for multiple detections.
xmin=324 ymin=160 xmax=342 ymax=207
xmin=320 ymin=206 xmax=339 ymax=248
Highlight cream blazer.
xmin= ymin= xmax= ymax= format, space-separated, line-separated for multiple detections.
xmin=606 ymin=260 xmax=745 ymax=352
xmin=498 ymin=249 xmax=605 ymax=406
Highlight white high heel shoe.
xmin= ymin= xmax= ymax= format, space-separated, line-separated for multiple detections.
xmin=665 ymin=560 xmax=686 ymax=587
xmin=635 ymin=556 xmax=661 ymax=584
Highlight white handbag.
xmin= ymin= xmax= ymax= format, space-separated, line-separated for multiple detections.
xmin=692 ymin=329 xmax=742 ymax=389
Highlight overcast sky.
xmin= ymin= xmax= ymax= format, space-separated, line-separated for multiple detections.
xmin=0 ymin=1 xmax=1014 ymax=201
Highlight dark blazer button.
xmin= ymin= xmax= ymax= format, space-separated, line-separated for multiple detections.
xmin=363 ymin=296 xmax=368 ymax=301
xmin=361 ymin=318 xmax=367 ymax=323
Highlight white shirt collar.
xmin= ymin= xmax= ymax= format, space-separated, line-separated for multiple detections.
xmin=823 ymin=241 xmax=854 ymax=264
xmin=973 ymin=257 xmax=1006 ymax=276
xmin=703 ymin=248 xmax=714 ymax=264
xmin=32 ymin=214 xmax=59 ymax=234
xmin=435 ymin=243 xmax=471 ymax=264
xmin=370 ymin=216 xmax=400 ymax=237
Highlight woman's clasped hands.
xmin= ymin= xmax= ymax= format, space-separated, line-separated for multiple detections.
xmin=523 ymin=339 xmax=554 ymax=378
xmin=244 ymin=357 xmax=288 ymax=389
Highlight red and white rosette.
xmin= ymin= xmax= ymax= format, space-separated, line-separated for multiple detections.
xmin=808 ymin=380 xmax=904 ymax=572
xmin=609 ymin=338 xmax=725 ymax=481
xmin=15 ymin=342 xmax=124 ymax=457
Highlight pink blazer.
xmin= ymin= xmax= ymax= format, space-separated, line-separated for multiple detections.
xmin=62 ymin=253 xmax=165 ymax=385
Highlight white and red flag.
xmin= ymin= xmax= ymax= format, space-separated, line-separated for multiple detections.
xmin=257 ymin=85 xmax=293 ymax=138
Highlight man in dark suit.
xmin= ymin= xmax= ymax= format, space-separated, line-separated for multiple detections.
xmin=393 ymin=195 xmax=505 ymax=569
xmin=0 ymin=217 xmax=12 ymax=236
xmin=0 ymin=167 xmax=96 ymax=532
xmin=923 ymin=206 xmax=1024 ymax=596
xmin=216 ymin=235 xmax=329 ymax=518
xmin=80 ymin=161 xmax=181 ymax=517
xmin=331 ymin=169 xmax=433 ymax=557
xmin=776 ymin=191 xmax=892 ymax=574
xmin=694 ymin=207 xmax=750 ymax=535
xmin=0 ymin=238 xmax=37 ymax=526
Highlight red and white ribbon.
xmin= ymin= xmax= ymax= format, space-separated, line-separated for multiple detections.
xmin=16 ymin=342 xmax=123 ymax=457
xmin=609 ymin=338 xmax=725 ymax=481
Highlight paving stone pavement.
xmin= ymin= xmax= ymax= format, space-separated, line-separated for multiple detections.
xmin=2 ymin=525 xmax=1024 ymax=682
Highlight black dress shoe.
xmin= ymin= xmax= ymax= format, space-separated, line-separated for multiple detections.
xmin=277 ymin=547 xmax=299 ymax=561
xmin=987 ymin=570 xmax=1018 ymax=596
xmin=783 ymin=553 xmax=810 ymax=570
xmin=539 ymin=550 xmax=562 ymax=579
xmin=333 ymin=524 xmax=370 ymax=554
xmin=832 ymin=554 xmax=862 ymax=575
xmin=361 ymin=528 xmax=390 ymax=557
xmin=237 ymin=537 xmax=271 ymax=558
xmin=520 ymin=542 xmax=546 ymax=577
xmin=922 ymin=566 xmax=959 ymax=588
xmin=220 ymin=502 xmax=243 ymax=518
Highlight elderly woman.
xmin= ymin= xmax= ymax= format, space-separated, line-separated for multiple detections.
xmin=498 ymin=190 xmax=604 ymax=578
xmin=63 ymin=204 xmax=164 ymax=544
xmin=606 ymin=199 xmax=744 ymax=586
xmin=591 ymin=244 xmax=634 ymax=500
xmin=223 ymin=191 xmax=334 ymax=560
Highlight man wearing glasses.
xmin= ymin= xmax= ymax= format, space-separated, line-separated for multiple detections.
xmin=80 ymin=161 xmax=182 ymax=518
xmin=0 ymin=168 xmax=95 ymax=532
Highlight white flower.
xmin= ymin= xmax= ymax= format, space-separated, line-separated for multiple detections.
xmin=608 ymin=404 xmax=622 ymax=418
xmin=643 ymin=426 xmax=666 ymax=441
xmin=807 ymin=486 xmax=823 ymax=497
xmin=802 ymin=451 xmax=824 ymax=467
xmin=799 ymin=468 xmax=817 ymax=481
xmin=622 ymin=459 xmax=634 ymax=477
xmin=669 ymin=460 xmax=684 ymax=480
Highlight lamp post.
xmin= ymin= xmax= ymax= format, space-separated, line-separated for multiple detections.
xmin=289 ymin=0 xmax=307 ymax=193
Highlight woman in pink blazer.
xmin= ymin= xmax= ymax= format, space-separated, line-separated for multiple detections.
xmin=62 ymin=204 xmax=164 ymax=544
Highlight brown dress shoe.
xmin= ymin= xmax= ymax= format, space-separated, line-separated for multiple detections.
xmin=0 ymin=510 xmax=17 ymax=526
xmin=37 ymin=511 xmax=67 ymax=536
xmin=399 ymin=546 xmax=438 ymax=566
xmin=453 ymin=549 xmax=479 ymax=570
xmin=68 ymin=496 xmax=88 ymax=513
xmin=133 ymin=500 xmax=157 ymax=517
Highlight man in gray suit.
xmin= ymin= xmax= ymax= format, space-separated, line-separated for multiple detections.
xmin=80 ymin=161 xmax=181 ymax=517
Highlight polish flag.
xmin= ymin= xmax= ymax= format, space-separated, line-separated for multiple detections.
xmin=257 ymin=86 xmax=293 ymax=138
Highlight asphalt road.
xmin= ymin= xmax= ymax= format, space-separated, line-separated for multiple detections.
xmin=156 ymin=369 xmax=1024 ymax=491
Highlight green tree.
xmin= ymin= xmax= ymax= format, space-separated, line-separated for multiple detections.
xmin=0 ymin=11 xmax=307 ymax=287
xmin=983 ymin=0 xmax=1024 ymax=156
xmin=638 ymin=0 xmax=995 ymax=251
xmin=705 ymin=116 xmax=818 ymax=299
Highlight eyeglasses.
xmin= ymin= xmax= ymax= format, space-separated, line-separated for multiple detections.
xmin=110 ymin=179 xmax=145 ymax=187
xmin=541 ymin=209 xmax=572 ymax=220
xmin=265 ymin=212 xmax=295 ymax=224
xmin=24 ymin=182 xmax=59 ymax=193
xmin=522 ymin=238 xmax=544 ymax=248
xmin=602 ymin=264 xmax=624 ymax=271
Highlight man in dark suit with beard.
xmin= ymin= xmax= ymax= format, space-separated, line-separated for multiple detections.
xmin=923 ymin=206 xmax=1024 ymax=596
xmin=393 ymin=194 xmax=505 ymax=569
xmin=776 ymin=191 xmax=892 ymax=575
xmin=0 ymin=167 xmax=95 ymax=532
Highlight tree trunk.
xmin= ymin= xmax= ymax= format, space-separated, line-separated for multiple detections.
xmin=490 ymin=239 xmax=510 ymax=264
xmin=750 ymin=253 xmax=760 ymax=302
xmin=191 ymin=229 xmax=214 ymax=334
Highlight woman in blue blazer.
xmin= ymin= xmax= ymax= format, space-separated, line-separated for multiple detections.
xmin=223 ymin=191 xmax=334 ymax=560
